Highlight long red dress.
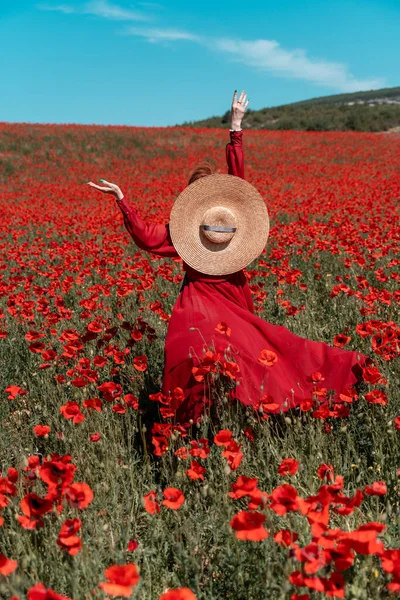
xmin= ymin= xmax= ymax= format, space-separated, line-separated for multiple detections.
xmin=116 ymin=131 xmax=369 ymax=425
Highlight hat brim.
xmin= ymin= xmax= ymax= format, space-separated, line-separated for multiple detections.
xmin=169 ymin=174 xmax=270 ymax=276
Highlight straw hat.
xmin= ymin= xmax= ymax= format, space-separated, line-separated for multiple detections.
xmin=169 ymin=174 xmax=270 ymax=276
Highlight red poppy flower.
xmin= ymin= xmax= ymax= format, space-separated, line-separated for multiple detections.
xmin=258 ymin=394 xmax=281 ymax=414
xmin=333 ymin=488 xmax=364 ymax=517
xmin=269 ymin=484 xmax=300 ymax=515
xmin=33 ymin=425 xmax=50 ymax=437
xmin=317 ymin=464 xmax=335 ymax=481
xmin=27 ymin=583 xmax=72 ymax=600
xmin=0 ymin=476 xmax=17 ymax=496
xmin=39 ymin=458 xmax=76 ymax=491
xmin=143 ymin=490 xmax=160 ymax=515
xmin=131 ymin=328 xmax=143 ymax=341
xmin=298 ymin=399 xmax=313 ymax=411
xmin=395 ymin=416 xmax=400 ymax=430
xmin=25 ymin=331 xmax=45 ymax=342
xmin=364 ymin=481 xmax=387 ymax=496
xmin=20 ymin=493 xmax=53 ymax=518
xmin=152 ymin=435 xmax=169 ymax=457
xmin=59 ymin=517 xmax=82 ymax=537
xmin=258 ymin=349 xmax=278 ymax=367
xmin=340 ymin=522 xmax=385 ymax=555
xmin=90 ymin=432 xmax=101 ymax=442
xmin=229 ymin=475 xmax=259 ymax=500
xmin=98 ymin=381 xmax=123 ymax=401
xmin=59 ymin=402 xmax=85 ymax=423
xmin=273 ymin=529 xmax=299 ymax=547
xmin=4 ymin=385 xmax=27 ymax=400
xmin=247 ymin=488 xmax=270 ymax=511
xmin=244 ymin=427 xmax=255 ymax=441
xmin=127 ymin=539 xmax=138 ymax=552
xmin=83 ymin=397 xmax=103 ymax=412
xmin=17 ymin=515 xmax=44 ymax=530
xmin=222 ymin=360 xmax=240 ymax=380
xmin=7 ymin=467 xmax=18 ymax=483
xmin=230 ymin=510 xmax=269 ymax=541
xmin=307 ymin=372 xmax=325 ymax=383
xmin=174 ymin=447 xmax=189 ymax=460
xmin=364 ymin=389 xmax=387 ymax=405
xmin=158 ymin=589 xmax=197 ymax=600
xmin=124 ymin=393 xmax=139 ymax=409
xmin=99 ymin=563 xmax=140 ymax=598
xmin=380 ymin=548 xmax=400 ymax=575
xmin=215 ymin=322 xmax=232 ymax=337
xmin=87 ymin=320 xmax=102 ymax=333
xmin=57 ymin=529 xmax=82 ymax=556
xmin=189 ymin=438 xmax=210 ymax=458
xmin=278 ymin=458 xmax=299 ymax=476
xmin=333 ymin=334 xmax=351 ymax=347
xmin=186 ymin=460 xmax=206 ymax=481
xmin=64 ymin=482 xmax=94 ymax=509
xmin=0 ymin=554 xmax=18 ymax=576
xmin=133 ymin=355 xmax=147 ymax=372
xmin=222 ymin=440 xmax=244 ymax=471
xmin=214 ymin=430 xmax=233 ymax=447
xmin=168 ymin=387 xmax=185 ymax=410
xmin=362 ymin=365 xmax=382 ymax=384
xmin=191 ymin=365 xmax=209 ymax=382
xmin=338 ymin=387 xmax=358 ymax=403
xmin=162 ymin=487 xmax=185 ymax=510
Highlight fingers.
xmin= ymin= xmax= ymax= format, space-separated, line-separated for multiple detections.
xmin=87 ymin=182 xmax=113 ymax=192
xmin=238 ymin=90 xmax=245 ymax=103
xmin=232 ymin=89 xmax=237 ymax=105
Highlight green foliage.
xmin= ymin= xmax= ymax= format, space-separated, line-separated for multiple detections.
xmin=181 ymin=86 xmax=400 ymax=132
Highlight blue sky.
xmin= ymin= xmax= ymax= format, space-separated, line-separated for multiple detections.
xmin=0 ymin=0 xmax=399 ymax=126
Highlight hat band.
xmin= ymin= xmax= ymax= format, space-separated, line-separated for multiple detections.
xmin=202 ymin=225 xmax=237 ymax=233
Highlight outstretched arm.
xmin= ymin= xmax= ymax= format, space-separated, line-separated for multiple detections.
xmin=87 ymin=179 xmax=179 ymax=258
xmin=116 ymin=195 xmax=178 ymax=257
xmin=226 ymin=90 xmax=249 ymax=180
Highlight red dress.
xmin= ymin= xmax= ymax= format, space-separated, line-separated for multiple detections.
xmin=116 ymin=131 xmax=369 ymax=425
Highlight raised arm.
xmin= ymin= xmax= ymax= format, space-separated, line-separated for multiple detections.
xmin=87 ymin=179 xmax=179 ymax=258
xmin=226 ymin=90 xmax=249 ymax=180
xmin=226 ymin=130 xmax=244 ymax=179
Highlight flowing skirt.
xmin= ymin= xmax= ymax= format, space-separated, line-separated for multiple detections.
xmin=162 ymin=270 xmax=369 ymax=425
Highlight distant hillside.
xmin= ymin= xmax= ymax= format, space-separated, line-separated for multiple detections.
xmin=180 ymin=86 xmax=400 ymax=132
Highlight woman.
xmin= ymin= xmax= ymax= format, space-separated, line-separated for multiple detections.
xmin=88 ymin=90 xmax=369 ymax=426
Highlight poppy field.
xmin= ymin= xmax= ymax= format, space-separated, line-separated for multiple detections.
xmin=0 ymin=123 xmax=399 ymax=600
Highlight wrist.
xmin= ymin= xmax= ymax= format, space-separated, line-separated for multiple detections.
xmin=231 ymin=123 xmax=242 ymax=131
xmin=116 ymin=193 xmax=124 ymax=202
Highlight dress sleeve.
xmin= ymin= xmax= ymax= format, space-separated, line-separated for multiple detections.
xmin=116 ymin=196 xmax=179 ymax=258
xmin=226 ymin=130 xmax=245 ymax=180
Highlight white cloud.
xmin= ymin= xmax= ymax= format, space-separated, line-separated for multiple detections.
xmin=124 ymin=26 xmax=201 ymax=43
xmin=84 ymin=0 xmax=148 ymax=21
xmin=37 ymin=1 xmax=150 ymax=21
xmin=212 ymin=38 xmax=384 ymax=92
xmin=124 ymin=27 xmax=383 ymax=92
xmin=36 ymin=4 xmax=384 ymax=93
xmin=37 ymin=3 xmax=76 ymax=13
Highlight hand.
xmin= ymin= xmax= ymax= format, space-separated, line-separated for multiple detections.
xmin=231 ymin=89 xmax=249 ymax=130
xmin=86 ymin=179 xmax=124 ymax=201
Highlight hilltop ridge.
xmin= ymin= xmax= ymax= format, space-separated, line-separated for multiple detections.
xmin=180 ymin=86 xmax=400 ymax=132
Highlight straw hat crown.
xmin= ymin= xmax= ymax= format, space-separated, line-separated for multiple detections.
xmin=169 ymin=174 xmax=269 ymax=276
